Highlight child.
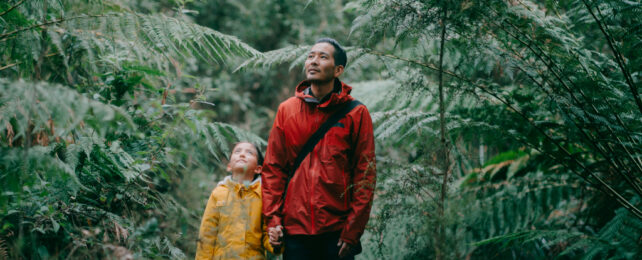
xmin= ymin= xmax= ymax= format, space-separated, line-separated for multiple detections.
xmin=196 ymin=142 xmax=280 ymax=259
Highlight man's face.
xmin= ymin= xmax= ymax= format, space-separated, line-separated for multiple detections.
xmin=227 ymin=142 xmax=260 ymax=174
xmin=305 ymin=42 xmax=343 ymax=83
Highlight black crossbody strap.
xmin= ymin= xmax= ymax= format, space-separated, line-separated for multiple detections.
xmin=283 ymin=100 xmax=362 ymax=196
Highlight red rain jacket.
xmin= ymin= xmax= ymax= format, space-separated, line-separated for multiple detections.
xmin=262 ymin=80 xmax=376 ymax=245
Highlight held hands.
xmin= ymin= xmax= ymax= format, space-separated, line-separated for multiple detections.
xmin=268 ymin=225 xmax=353 ymax=257
xmin=337 ymin=239 xmax=353 ymax=258
xmin=268 ymin=225 xmax=284 ymax=247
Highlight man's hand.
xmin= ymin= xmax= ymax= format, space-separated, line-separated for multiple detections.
xmin=268 ymin=225 xmax=284 ymax=246
xmin=337 ymin=239 xmax=353 ymax=258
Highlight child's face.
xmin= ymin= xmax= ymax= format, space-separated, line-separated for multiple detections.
xmin=226 ymin=142 xmax=261 ymax=174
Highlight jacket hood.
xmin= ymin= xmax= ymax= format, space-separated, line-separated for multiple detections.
xmin=218 ymin=175 xmax=262 ymax=197
xmin=295 ymin=79 xmax=354 ymax=108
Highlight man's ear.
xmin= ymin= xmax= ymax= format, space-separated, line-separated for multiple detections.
xmin=334 ymin=65 xmax=344 ymax=78
xmin=226 ymin=162 xmax=232 ymax=172
xmin=254 ymin=165 xmax=263 ymax=174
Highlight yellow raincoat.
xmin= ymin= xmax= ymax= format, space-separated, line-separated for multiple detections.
xmin=196 ymin=176 xmax=279 ymax=260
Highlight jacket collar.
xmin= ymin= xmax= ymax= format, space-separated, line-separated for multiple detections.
xmin=295 ymin=79 xmax=354 ymax=109
xmin=218 ymin=175 xmax=262 ymax=197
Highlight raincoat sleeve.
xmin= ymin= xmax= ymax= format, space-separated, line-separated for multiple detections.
xmin=195 ymin=188 xmax=219 ymax=260
xmin=262 ymin=103 xmax=289 ymax=229
xmin=341 ymin=106 xmax=377 ymax=245
xmin=262 ymin=219 xmax=284 ymax=255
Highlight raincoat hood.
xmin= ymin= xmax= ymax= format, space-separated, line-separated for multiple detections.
xmin=294 ymin=79 xmax=354 ymax=109
xmin=218 ymin=175 xmax=261 ymax=197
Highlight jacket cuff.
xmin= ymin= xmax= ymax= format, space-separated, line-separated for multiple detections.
xmin=271 ymin=244 xmax=285 ymax=255
xmin=339 ymin=229 xmax=360 ymax=245
xmin=267 ymin=216 xmax=282 ymax=229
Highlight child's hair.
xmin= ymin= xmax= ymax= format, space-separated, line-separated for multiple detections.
xmin=230 ymin=141 xmax=264 ymax=165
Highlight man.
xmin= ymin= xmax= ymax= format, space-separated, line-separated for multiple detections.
xmin=261 ymin=38 xmax=376 ymax=259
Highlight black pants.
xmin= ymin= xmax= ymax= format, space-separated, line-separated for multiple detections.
xmin=283 ymin=232 xmax=355 ymax=260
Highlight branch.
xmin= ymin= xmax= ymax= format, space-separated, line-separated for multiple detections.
xmin=362 ymin=49 xmax=460 ymax=79
xmin=0 ymin=0 xmax=25 ymax=17
xmin=0 ymin=62 xmax=20 ymax=71
xmin=0 ymin=52 xmax=60 ymax=71
xmin=0 ymin=14 xmax=107 ymax=40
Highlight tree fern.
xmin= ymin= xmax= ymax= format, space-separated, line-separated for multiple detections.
xmin=0 ymin=132 xmax=186 ymax=258
xmin=350 ymin=0 xmax=642 ymax=218
xmin=346 ymin=1 xmax=642 ymax=255
xmin=0 ymin=1 xmax=270 ymax=258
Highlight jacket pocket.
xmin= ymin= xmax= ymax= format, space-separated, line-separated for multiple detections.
xmin=319 ymin=160 xmax=349 ymax=206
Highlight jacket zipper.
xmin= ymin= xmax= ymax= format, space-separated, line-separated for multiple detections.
xmin=309 ymin=155 xmax=316 ymax=233
xmin=344 ymin=168 xmax=348 ymax=209
xmin=309 ymin=106 xmax=319 ymax=233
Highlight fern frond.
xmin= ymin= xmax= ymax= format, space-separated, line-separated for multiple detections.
xmin=0 ymin=237 xmax=7 ymax=260
xmin=1 ymin=10 xmax=260 ymax=81
xmin=351 ymin=79 xmax=438 ymax=112
xmin=235 ymin=45 xmax=309 ymax=72
xmin=0 ymin=79 xmax=133 ymax=147
xmin=571 ymin=207 xmax=642 ymax=259
xmin=180 ymin=111 xmax=266 ymax=163
xmin=162 ymin=237 xmax=186 ymax=259
xmin=457 ymin=152 xmax=589 ymax=246
xmin=236 ymin=45 xmax=387 ymax=73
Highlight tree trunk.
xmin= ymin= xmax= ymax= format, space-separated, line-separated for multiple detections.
xmin=435 ymin=4 xmax=450 ymax=260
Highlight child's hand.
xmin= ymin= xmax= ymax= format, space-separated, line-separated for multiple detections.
xmin=268 ymin=225 xmax=284 ymax=246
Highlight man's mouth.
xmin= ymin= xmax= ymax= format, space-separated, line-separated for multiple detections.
xmin=308 ymin=68 xmax=319 ymax=73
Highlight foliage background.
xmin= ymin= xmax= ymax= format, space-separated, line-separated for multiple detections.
xmin=1 ymin=0 xmax=640 ymax=259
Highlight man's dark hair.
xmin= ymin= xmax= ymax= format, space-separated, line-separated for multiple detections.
xmin=315 ymin=38 xmax=347 ymax=68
